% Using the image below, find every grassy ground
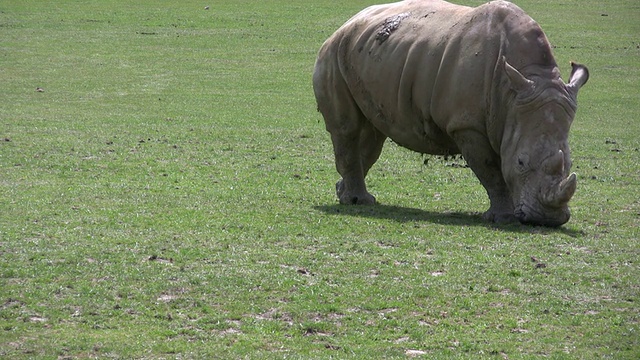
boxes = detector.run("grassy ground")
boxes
[1,0,638,358]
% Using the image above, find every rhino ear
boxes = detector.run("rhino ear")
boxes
[503,57,535,94]
[567,61,589,98]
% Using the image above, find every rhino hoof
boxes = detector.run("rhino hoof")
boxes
[335,179,376,205]
[483,210,517,224]
[339,193,376,205]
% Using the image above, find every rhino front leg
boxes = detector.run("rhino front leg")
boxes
[331,124,386,205]
[482,188,516,224]
[455,133,515,223]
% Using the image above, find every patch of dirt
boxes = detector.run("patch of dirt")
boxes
[255,308,293,325]
[406,349,428,357]
[156,288,188,303]
[1,299,25,310]
[394,336,410,344]
[280,264,314,276]
[226,319,242,327]
[28,316,47,323]
[148,254,173,264]
[376,13,411,44]
[219,328,242,335]
[303,327,332,337]
[156,294,178,303]
[324,343,341,350]
[530,256,547,268]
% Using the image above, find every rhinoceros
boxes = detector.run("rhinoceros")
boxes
[313,0,589,226]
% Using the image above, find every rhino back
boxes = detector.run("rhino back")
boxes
[316,0,555,155]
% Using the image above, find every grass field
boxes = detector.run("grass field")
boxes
[1,0,638,358]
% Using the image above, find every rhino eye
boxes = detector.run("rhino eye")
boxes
[517,154,529,171]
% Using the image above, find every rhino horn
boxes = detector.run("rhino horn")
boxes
[557,173,577,203]
[544,150,565,175]
[545,173,577,207]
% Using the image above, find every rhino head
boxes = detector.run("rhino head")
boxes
[501,59,589,227]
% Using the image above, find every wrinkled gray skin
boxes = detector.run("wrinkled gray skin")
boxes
[313,0,589,226]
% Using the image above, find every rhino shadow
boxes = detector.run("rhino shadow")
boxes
[314,204,583,236]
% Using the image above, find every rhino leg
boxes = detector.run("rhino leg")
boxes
[315,58,387,205]
[454,132,515,223]
[331,123,386,205]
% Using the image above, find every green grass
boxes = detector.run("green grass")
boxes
[1,0,638,358]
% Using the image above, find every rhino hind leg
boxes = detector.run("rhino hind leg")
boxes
[331,124,386,205]
[314,57,386,206]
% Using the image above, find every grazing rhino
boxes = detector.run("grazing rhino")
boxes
[313,0,589,226]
